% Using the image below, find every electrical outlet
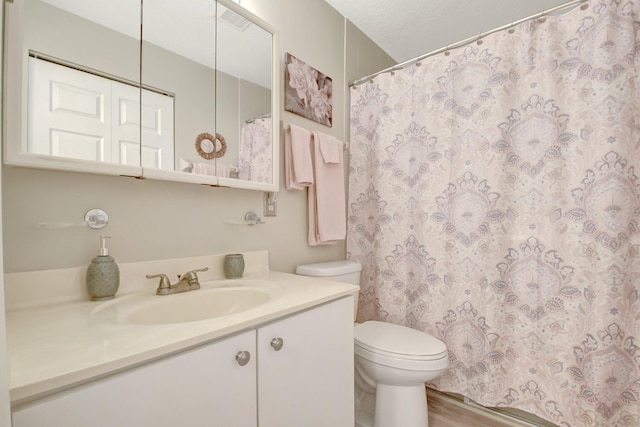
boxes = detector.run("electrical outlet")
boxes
[264,192,278,217]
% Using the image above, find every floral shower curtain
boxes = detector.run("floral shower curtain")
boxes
[238,117,272,183]
[347,1,640,426]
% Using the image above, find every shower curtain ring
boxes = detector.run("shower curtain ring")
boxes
[538,8,547,23]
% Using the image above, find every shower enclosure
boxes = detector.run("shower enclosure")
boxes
[347,0,640,426]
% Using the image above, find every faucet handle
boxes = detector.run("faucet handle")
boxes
[192,267,209,276]
[177,267,209,288]
[179,267,208,280]
[145,273,171,290]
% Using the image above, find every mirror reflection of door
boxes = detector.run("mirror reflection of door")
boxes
[22,0,141,166]
[28,56,172,167]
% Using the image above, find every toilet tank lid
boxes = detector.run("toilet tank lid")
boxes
[296,260,362,276]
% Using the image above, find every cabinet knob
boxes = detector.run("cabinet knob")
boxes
[235,350,251,366]
[270,337,284,351]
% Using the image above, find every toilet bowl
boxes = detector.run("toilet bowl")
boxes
[354,320,448,427]
[296,261,449,427]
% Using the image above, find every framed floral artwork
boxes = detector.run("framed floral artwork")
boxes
[284,53,332,127]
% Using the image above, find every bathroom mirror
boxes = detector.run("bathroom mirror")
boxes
[214,1,277,190]
[4,0,279,191]
[3,0,143,177]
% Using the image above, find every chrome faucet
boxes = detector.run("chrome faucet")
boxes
[146,267,209,296]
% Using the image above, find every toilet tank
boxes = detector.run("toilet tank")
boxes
[295,260,362,285]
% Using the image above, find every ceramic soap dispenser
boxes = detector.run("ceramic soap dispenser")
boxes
[86,235,120,301]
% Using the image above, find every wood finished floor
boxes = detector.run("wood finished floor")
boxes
[427,389,558,427]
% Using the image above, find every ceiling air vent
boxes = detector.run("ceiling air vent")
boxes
[218,5,251,31]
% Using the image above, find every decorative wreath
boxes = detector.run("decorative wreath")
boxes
[195,132,227,160]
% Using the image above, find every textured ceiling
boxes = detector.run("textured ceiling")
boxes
[324,0,577,63]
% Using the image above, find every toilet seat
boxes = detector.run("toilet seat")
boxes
[354,321,447,370]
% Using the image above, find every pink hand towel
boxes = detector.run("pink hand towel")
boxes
[309,131,346,245]
[215,163,230,178]
[192,162,229,177]
[285,124,314,190]
[192,162,217,176]
[319,135,340,164]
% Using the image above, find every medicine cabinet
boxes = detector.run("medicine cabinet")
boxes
[4,0,279,191]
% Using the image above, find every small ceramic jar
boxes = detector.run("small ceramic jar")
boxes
[224,254,245,279]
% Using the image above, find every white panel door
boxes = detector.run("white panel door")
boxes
[140,90,175,170]
[29,57,174,169]
[111,83,141,167]
[12,330,257,427]
[28,57,112,161]
[258,297,355,427]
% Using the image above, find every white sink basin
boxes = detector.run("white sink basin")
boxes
[127,287,271,324]
[92,280,284,325]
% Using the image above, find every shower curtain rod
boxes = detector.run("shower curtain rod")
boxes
[349,0,588,87]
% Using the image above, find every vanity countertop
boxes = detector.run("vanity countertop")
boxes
[4,252,359,404]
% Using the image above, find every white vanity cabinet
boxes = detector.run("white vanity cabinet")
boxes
[12,329,257,427]
[258,295,354,427]
[11,296,354,427]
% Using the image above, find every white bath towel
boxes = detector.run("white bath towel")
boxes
[285,124,314,190]
[309,131,346,245]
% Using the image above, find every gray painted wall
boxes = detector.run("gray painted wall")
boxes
[0,2,11,424]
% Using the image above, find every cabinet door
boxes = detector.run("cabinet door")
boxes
[12,329,257,427]
[258,296,355,427]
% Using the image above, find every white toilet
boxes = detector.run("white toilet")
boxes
[296,261,449,427]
